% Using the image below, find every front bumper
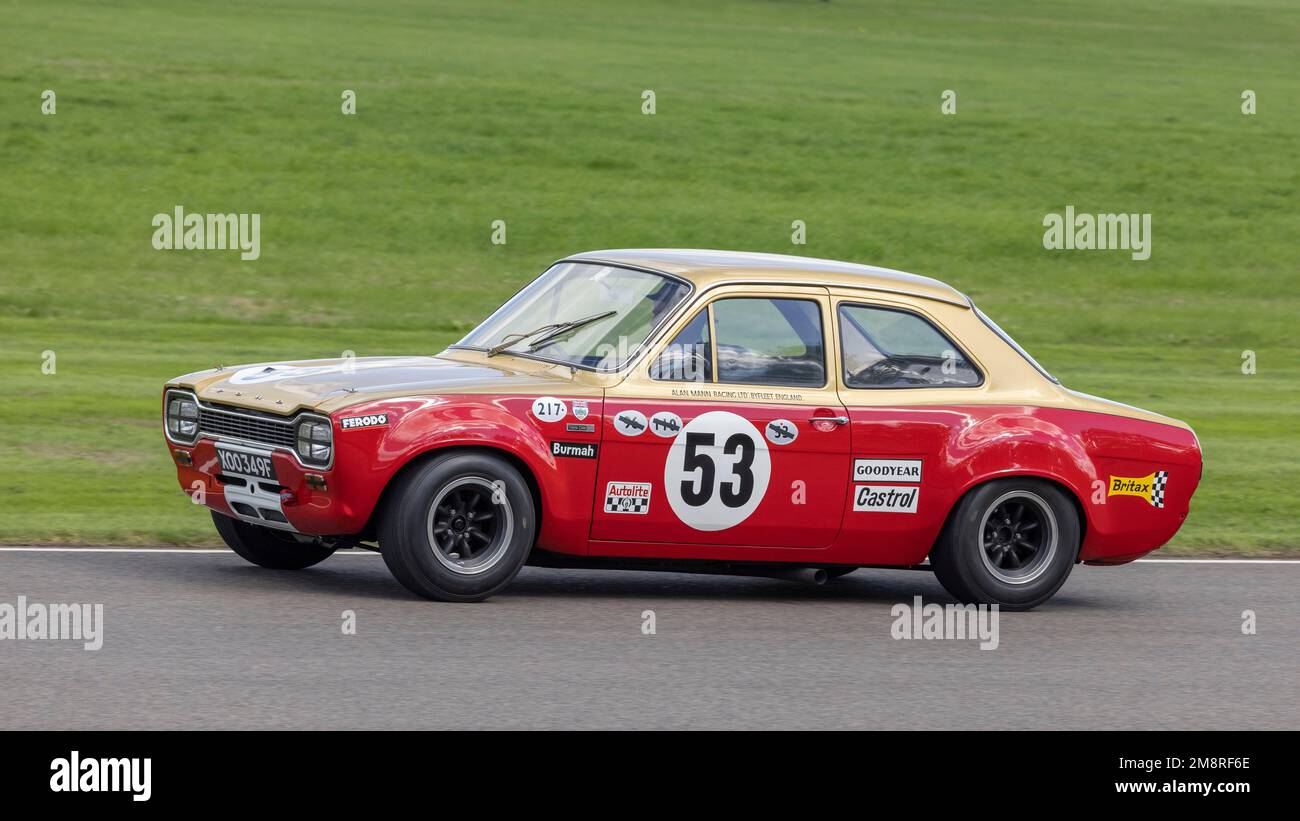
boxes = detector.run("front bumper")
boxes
[172,438,352,535]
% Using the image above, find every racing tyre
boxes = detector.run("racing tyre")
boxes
[212,511,336,569]
[930,478,1079,611]
[379,451,536,602]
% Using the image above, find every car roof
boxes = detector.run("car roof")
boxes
[563,248,970,307]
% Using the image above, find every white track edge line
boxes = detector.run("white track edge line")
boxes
[0,548,1295,563]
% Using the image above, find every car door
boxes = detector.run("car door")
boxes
[591,285,851,548]
[830,292,987,563]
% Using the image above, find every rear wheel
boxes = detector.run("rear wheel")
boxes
[211,511,336,569]
[379,451,536,602]
[930,478,1079,611]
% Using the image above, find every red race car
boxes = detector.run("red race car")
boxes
[163,250,1201,609]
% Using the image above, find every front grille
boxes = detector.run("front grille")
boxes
[199,405,297,449]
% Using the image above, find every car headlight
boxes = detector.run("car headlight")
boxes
[296,418,333,466]
[165,392,199,443]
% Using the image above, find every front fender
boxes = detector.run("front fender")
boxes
[330,395,601,553]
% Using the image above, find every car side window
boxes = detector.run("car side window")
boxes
[839,304,981,388]
[712,298,825,387]
[650,308,712,382]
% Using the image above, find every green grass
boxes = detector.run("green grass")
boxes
[1,0,1296,551]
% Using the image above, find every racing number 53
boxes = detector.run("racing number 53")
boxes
[665,411,771,532]
[681,431,755,508]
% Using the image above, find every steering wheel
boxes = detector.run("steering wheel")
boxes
[849,357,933,387]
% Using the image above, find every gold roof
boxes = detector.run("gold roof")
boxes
[564,249,971,307]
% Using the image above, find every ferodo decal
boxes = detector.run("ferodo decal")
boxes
[1108,471,1167,508]
[551,441,597,459]
[531,397,568,423]
[650,411,683,437]
[340,413,389,429]
[765,419,798,445]
[853,458,922,483]
[665,411,770,531]
[604,482,651,514]
[853,485,919,514]
[614,410,648,436]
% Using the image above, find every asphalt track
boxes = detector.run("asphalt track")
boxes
[1,548,1296,730]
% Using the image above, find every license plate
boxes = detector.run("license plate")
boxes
[216,447,276,480]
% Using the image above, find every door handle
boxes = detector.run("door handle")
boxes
[810,415,849,426]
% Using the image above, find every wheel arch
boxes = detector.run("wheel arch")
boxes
[934,472,1089,562]
[361,443,544,544]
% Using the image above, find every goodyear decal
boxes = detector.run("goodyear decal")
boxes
[1107,471,1168,508]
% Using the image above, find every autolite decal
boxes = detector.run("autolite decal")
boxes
[853,485,919,514]
[340,413,389,429]
[1108,471,1168,508]
[604,481,651,514]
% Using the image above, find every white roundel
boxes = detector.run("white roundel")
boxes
[613,410,648,436]
[649,411,683,438]
[665,411,770,531]
[531,396,568,423]
[229,363,338,384]
[765,418,798,445]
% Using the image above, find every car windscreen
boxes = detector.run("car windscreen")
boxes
[454,262,691,370]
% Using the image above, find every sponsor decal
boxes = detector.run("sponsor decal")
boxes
[572,400,589,421]
[531,396,568,423]
[551,440,597,459]
[340,413,389,429]
[614,409,648,436]
[664,411,770,531]
[649,411,683,437]
[604,481,651,514]
[765,418,798,445]
[853,485,919,514]
[853,458,922,483]
[566,422,596,433]
[1108,471,1168,508]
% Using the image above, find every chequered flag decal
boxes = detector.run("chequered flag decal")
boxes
[1151,470,1168,508]
[605,494,650,514]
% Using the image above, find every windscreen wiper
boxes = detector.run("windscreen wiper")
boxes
[527,310,617,352]
[485,311,616,357]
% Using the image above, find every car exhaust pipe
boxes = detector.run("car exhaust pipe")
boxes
[764,567,829,586]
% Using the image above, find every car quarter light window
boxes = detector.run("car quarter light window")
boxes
[651,307,712,382]
[711,297,826,387]
[838,303,982,388]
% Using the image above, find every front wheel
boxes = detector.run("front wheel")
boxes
[212,511,336,569]
[929,478,1079,611]
[379,452,536,602]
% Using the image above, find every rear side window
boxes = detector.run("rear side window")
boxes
[839,304,981,388]
[712,298,826,387]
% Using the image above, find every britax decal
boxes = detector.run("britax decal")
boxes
[340,413,389,429]
[1108,471,1168,508]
